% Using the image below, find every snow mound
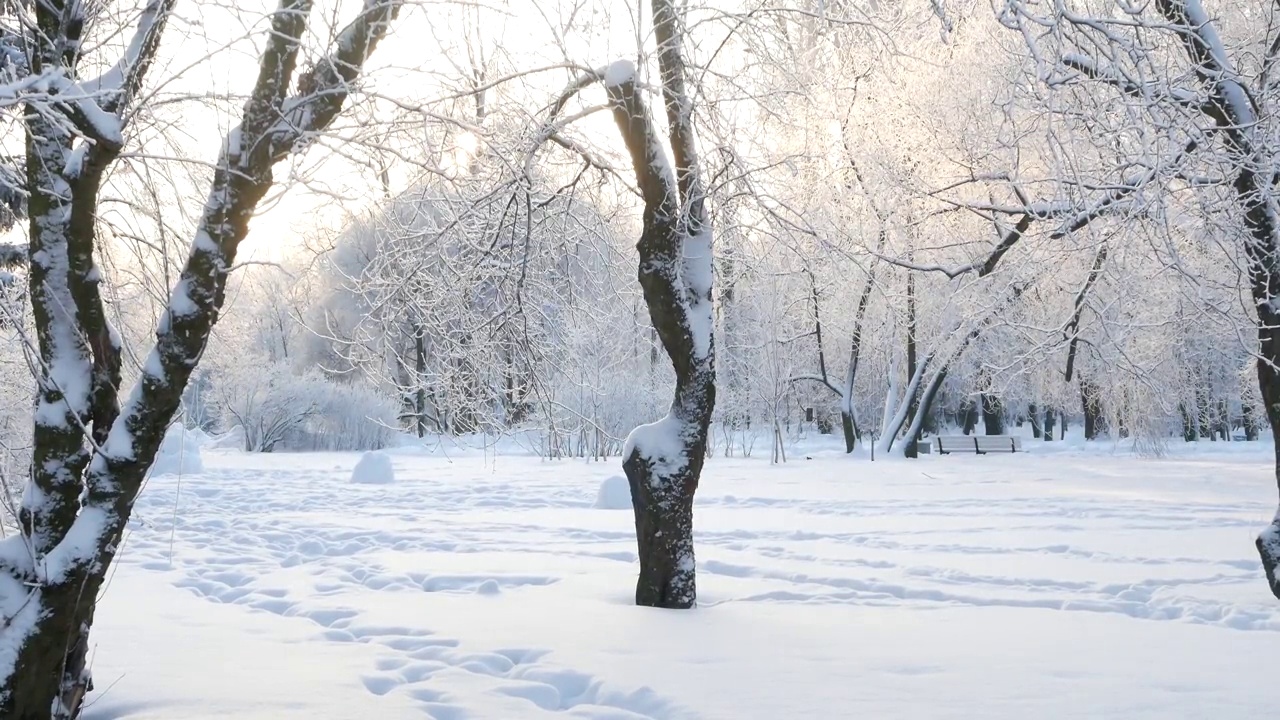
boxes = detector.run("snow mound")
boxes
[595,475,632,510]
[150,424,204,477]
[351,451,395,485]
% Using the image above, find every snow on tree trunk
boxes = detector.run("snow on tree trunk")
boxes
[606,0,714,610]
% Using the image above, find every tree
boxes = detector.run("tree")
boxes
[606,0,715,609]
[0,1,401,715]
[998,0,1280,598]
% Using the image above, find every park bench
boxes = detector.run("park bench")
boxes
[934,435,1022,455]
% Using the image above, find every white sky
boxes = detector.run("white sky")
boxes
[125,0,658,264]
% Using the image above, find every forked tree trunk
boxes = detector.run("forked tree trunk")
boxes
[607,0,714,609]
[0,2,400,715]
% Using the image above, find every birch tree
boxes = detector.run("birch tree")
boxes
[0,1,401,715]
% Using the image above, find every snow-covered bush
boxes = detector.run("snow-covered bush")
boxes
[351,451,395,485]
[212,358,398,453]
[214,362,319,452]
[283,379,399,452]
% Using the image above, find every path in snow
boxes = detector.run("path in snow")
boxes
[86,443,1280,719]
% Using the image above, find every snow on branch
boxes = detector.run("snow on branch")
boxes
[1059,52,1200,109]
[652,0,707,234]
[267,0,404,160]
[74,0,176,109]
[884,137,1198,281]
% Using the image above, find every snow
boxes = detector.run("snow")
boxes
[594,475,632,510]
[207,425,246,450]
[682,230,714,360]
[168,277,198,318]
[37,505,110,584]
[1182,0,1255,126]
[149,424,204,477]
[351,451,395,485]
[623,414,687,477]
[80,440,1280,718]
[0,574,41,704]
[70,94,124,146]
[604,59,636,87]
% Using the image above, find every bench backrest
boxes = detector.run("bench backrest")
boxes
[935,435,1022,453]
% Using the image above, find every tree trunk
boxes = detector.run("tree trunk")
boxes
[1180,402,1198,441]
[1081,380,1102,440]
[1255,316,1280,599]
[840,409,857,453]
[982,394,1004,435]
[608,0,714,609]
[1244,403,1260,441]
[1029,403,1042,439]
[1042,407,1055,441]
[0,1,401,714]
[414,330,428,438]
[961,399,978,435]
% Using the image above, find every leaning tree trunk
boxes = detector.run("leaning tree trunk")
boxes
[607,0,714,609]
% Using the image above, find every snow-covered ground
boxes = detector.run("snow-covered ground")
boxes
[83,438,1280,719]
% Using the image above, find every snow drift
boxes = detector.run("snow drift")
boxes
[351,451,395,485]
[595,475,632,509]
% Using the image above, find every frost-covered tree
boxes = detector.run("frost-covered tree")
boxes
[0,1,401,715]
[995,0,1280,599]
